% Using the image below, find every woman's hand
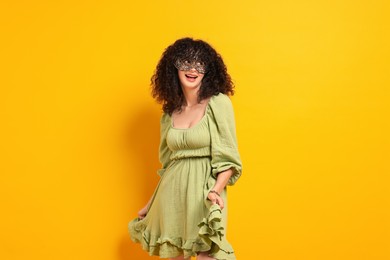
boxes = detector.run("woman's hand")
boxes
[137,204,149,220]
[207,190,224,210]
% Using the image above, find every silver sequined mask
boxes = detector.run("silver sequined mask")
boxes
[174,59,207,74]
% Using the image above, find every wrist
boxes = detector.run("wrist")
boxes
[212,186,224,195]
[209,190,221,197]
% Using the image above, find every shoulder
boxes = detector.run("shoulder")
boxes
[209,92,233,109]
[208,93,234,114]
[161,112,170,122]
[207,93,236,125]
[160,112,171,128]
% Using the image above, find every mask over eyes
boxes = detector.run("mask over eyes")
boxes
[174,48,207,74]
[174,59,207,74]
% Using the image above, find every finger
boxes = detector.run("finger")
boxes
[218,197,224,209]
[208,193,216,201]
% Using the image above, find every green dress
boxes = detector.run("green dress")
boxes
[128,93,242,259]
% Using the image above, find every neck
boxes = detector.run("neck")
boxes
[182,87,200,107]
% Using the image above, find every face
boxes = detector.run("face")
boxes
[175,59,206,90]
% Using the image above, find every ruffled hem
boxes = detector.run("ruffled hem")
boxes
[128,204,236,260]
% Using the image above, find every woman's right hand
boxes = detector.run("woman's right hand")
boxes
[137,204,149,220]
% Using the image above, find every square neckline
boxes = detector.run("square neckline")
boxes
[170,97,213,130]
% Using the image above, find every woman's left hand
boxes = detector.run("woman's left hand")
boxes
[207,191,224,210]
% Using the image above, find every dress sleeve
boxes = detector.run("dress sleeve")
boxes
[208,93,242,185]
[157,113,172,177]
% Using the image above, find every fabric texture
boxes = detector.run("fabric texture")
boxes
[128,93,242,259]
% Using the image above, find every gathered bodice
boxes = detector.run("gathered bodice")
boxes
[157,92,242,186]
[166,108,211,160]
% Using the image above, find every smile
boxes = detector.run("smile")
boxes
[185,74,198,79]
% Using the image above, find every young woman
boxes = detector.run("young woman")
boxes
[128,37,242,260]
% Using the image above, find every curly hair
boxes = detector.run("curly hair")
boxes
[151,37,235,115]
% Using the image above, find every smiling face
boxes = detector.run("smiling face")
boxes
[176,59,206,90]
[177,68,205,90]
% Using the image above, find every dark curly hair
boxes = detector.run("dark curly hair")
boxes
[151,37,235,115]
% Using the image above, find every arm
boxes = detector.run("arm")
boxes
[138,113,171,219]
[157,113,172,177]
[209,94,242,186]
[207,94,243,209]
[207,168,233,209]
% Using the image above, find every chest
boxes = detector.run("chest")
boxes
[166,117,211,151]
[171,105,208,129]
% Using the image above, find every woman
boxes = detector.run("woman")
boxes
[128,37,242,260]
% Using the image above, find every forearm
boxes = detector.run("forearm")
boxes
[212,168,233,194]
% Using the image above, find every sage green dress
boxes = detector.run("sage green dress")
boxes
[128,93,242,259]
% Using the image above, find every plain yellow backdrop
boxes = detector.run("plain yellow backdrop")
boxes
[1,1,389,259]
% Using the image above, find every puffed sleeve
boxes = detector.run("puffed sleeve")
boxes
[208,93,242,185]
[157,113,172,177]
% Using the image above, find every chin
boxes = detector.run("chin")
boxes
[183,83,201,89]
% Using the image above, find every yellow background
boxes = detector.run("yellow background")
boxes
[1,0,389,259]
